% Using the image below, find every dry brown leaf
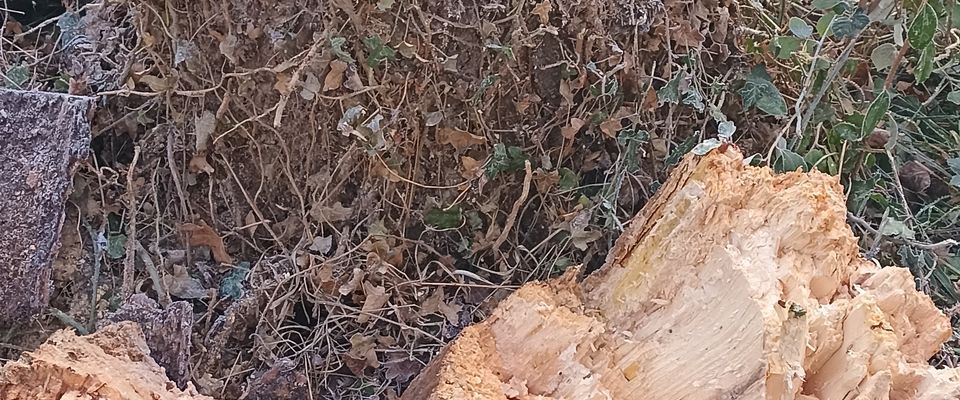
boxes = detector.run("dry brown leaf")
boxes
[179,221,233,264]
[243,211,258,236]
[559,80,574,107]
[219,33,238,64]
[163,265,208,299]
[310,235,333,254]
[599,117,623,138]
[531,0,553,24]
[194,110,216,153]
[358,282,390,324]
[532,168,560,193]
[188,154,215,174]
[460,156,483,180]
[299,72,321,100]
[420,288,444,317]
[310,201,353,222]
[438,298,462,324]
[347,333,380,370]
[339,267,365,296]
[138,75,172,92]
[345,66,364,91]
[273,72,292,95]
[323,60,348,92]
[567,210,601,250]
[438,127,486,151]
[561,118,585,140]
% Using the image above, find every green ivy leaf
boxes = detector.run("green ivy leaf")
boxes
[3,65,30,89]
[107,233,127,259]
[740,65,787,116]
[789,17,814,38]
[831,10,870,38]
[832,122,861,141]
[947,90,960,104]
[769,36,803,59]
[219,262,250,300]
[862,91,891,137]
[812,0,842,10]
[908,3,937,49]
[914,43,935,83]
[424,206,464,229]
[363,36,397,68]
[773,148,807,173]
[657,73,682,105]
[485,143,528,178]
[330,36,355,64]
[558,168,579,190]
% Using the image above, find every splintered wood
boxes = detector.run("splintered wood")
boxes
[402,149,960,400]
[0,322,211,400]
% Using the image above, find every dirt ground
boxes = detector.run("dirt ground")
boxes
[0,0,832,397]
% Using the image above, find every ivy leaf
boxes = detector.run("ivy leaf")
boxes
[831,10,870,38]
[692,138,723,155]
[914,43,935,83]
[485,143,528,178]
[870,43,898,71]
[363,36,397,68]
[812,0,842,9]
[862,91,891,138]
[558,168,579,190]
[740,65,787,116]
[832,122,861,141]
[3,64,30,89]
[424,206,463,229]
[657,73,682,105]
[789,17,814,38]
[107,233,127,259]
[769,36,803,59]
[330,36,355,64]
[908,3,937,49]
[773,148,807,172]
[947,91,960,104]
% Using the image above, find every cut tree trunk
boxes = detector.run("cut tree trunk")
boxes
[0,89,92,324]
[0,321,211,399]
[401,148,960,400]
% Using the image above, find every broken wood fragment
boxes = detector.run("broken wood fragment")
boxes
[401,148,960,400]
[0,89,92,324]
[0,322,211,399]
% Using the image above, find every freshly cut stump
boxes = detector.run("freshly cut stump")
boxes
[0,322,211,399]
[0,89,92,323]
[402,149,960,400]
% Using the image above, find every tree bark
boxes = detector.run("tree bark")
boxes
[402,148,960,400]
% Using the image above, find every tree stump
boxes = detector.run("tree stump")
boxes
[402,148,960,399]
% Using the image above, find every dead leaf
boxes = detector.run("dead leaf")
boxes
[274,72,292,95]
[138,75,173,92]
[397,41,417,58]
[219,33,238,64]
[194,110,216,152]
[443,55,459,73]
[163,265,209,299]
[559,79,574,106]
[339,267,365,296]
[460,156,482,179]
[568,210,601,250]
[420,288,443,317]
[344,66,364,91]
[299,72,321,100]
[439,298,462,324]
[323,60,348,92]
[423,111,444,127]
[531,0,553,24]
[561,118,585,140]
[180,221,233,264]
[532,168,560,193]
[358,281,390,324]
[189,154,215,174]
[310,201,353,222]
[347,333,380,370]
[310,235,333,254]
[438,127,486,151]
[599,117,623,138]
[244,211,258,236]
[385,354,422,383]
